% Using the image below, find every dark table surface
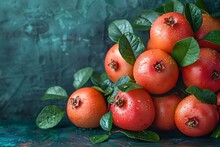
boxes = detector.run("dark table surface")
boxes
[1,120,220,147]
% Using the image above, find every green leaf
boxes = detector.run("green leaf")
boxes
[36,105,65,129]
[155,6,165,13]
[185,3,202,33]
[100,111,113,131]
[90,72,102,86]
[186,86,217,104]
[119,33,145,65]
[108,19,133,43]
[107,86,119,104]
[91,72,112,88]
[120,130,160,142]
[202,30,220,45]
[91,72,108,86]
[107,76,133,104]
[171,37,200,67]
[118,82,143,92]
[91,72,114,96]
[164,0,184,14]
[73,67,93,89]
[195,0,209,13]
[211,125,220,138]
[115,76,133,86]
[92,86,105,93]
[41,86,68,100]
[100,72,109,82]
[90,134,109,144]
[132,11,160,30]
[103,86,114,96]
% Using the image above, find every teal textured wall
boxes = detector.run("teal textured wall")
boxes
[0,0,219,120]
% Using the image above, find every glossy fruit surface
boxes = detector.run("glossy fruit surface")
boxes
[104,44,133,83]
[110,88,155,131]
[133,49,179,94]
[152,94,181,131]
[146,39,157,50]
[66,87,108,128]
[175,95,219,137]
[149,12,194,54]
[196,14,220,51]
[217,92,220,120]
[182,48,220,92]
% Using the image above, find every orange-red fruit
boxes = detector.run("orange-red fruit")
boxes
[217,92,220,120]
[175,95,219,137]
[133,49,179,94]
[104,43,133,83]
[66,87,108,128]
[152,94,181,131]
[196,14,220,51]
[146,39,157,50]
[149,12,194,54]
[182,48,220,92]
[110,88,155,131]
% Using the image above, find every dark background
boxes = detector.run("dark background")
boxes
[0,0,219,121]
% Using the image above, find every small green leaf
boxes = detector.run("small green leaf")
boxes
[103,87,114,96]
[41,86,68,100]
[118,82,143,92]
[73,67,93,89]
[91,72,114,94]
[115,76,132,86]
[90,134,109,144]
[164,0,184,14]
[155,6,165,13]
[90,72,102,86]
[132,10,160,30]
[195,0,209,13]
[108,19,133,43]
[171,37,200,67]
[119,33,145,65]
[101,79,114,90]
[36,105,65,129]
[107,86,119,104]
[120,130,160,142]
[91,72,113,89]
[100,72,109,82]
[186,86,217,104]
[211,125,220,138]
[100,111,113,131]
[92,86,105,93]
[202,30,220,45]
[107,76,134,104]
[185,3,202,33]
[91,72,108,86]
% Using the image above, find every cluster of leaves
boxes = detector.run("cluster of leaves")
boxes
[35,67,160,143]
[35,0,220,144]
[133,0,220,43]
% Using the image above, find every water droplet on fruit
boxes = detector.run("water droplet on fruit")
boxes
[145,105,151,110]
